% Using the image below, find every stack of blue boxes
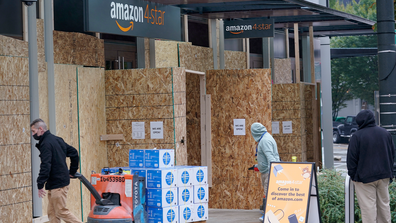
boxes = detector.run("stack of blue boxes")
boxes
[125,149,209,223]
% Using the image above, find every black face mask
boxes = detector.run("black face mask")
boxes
[33,133,42,141]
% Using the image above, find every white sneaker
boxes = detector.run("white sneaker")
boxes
[259,216,263,222]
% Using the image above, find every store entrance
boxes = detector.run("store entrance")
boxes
[105,42,137,70]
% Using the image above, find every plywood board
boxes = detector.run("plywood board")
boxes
[38,71,49,124]
[54,64,82,218]
[0,35,28,57]
[272,83,316,164]
[0,54,32,223]
[53,31,105,67]
[206,69,272,209]
[178,43,214,72]
[105,68,186,167]
[186,73,201,166]
[155,40,180,68]
[274,58,292,84]
[77,67,107,220]
[37,19,46,73]
[172,68,187,165]
[225,50,247,69]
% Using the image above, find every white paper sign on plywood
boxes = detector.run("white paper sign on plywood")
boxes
[132,122,145,139]
[234,119,246,135]
[272,121,280,134]
[150,121,164,139]
[282,121,292,134]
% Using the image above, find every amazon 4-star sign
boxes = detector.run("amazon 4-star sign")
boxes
[84,0,181,40]
[224,19,274,39]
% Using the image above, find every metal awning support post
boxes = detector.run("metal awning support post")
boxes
[345,175,355,223]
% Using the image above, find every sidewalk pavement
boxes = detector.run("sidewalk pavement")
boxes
[206,209,262,223]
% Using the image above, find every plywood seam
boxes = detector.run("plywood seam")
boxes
[0,143,29,147]
[0,185,32,192]
[105,94,174,97]
[0,200,32,208]
[0,55,28,59]
[106,118,174,121]
[106,105,175,108]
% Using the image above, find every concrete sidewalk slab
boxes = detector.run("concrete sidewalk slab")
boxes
[206,209,262,223]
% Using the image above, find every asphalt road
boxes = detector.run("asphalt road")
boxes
[333,142,348,175]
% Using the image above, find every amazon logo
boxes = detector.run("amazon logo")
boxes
[110,1,144,32]
[225,25,252,35]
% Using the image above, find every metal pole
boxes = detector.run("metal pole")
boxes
[27,2,43,217]
[377,0,396,174]
[219,19,225,69]
[209,19,218,69]
[344,175,355,223]
[44,0,56,134]
[320,37,334,169]
[137,37,145,68]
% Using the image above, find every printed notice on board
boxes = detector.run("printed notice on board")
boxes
[234,119,246,135]
[265,162,317,223]
[283,121,292,134]
[150,121,164,139]
[132,122,145,139]
[272,121,280,134]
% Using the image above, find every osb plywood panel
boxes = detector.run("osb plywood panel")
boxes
[172,68,187,165]
[0,145,31,177]
[0,35,28,57]
[38,71,49,124]
[272,83,301,102]
[37,19,46,73]
[106,68,186,167]
[0,56,29,85]
[53,31,105,67]
[77,67,107,220]
[186,73,201,166]
[54,64,82,219]
[0,198,33,223]
[145,38,150,68]
[303,84,315,162]
[206,69,272,210]
[155,40,179,68]
[105,69,173,95]
[0,55,32,223]
[274,58,292,84]
[225,50,247,69]
[272,83,316,163]
[178,43,214,72]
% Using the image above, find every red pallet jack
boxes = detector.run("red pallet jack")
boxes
[72,171,146,223]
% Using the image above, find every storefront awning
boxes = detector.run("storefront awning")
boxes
[151,0,375,37]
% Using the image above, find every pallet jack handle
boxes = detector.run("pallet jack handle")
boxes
[72,172,114,206]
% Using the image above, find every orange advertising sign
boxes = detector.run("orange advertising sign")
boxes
[264,162,321,223]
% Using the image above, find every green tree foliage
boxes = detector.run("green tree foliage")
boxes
[329,0,379,118]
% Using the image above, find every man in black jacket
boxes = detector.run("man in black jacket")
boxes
[347,110,395,223]
[31,118,82,223]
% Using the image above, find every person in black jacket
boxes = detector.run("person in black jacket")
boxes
[30,118,82,223]
[347,110,395,223]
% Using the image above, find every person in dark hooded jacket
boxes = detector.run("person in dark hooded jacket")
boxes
[347,110,395,223]
[30,118,82,223]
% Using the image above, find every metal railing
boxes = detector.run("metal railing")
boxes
[345,175,355,223]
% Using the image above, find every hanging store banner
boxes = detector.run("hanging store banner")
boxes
[264,162,321,223]
[224,19,274,39]
[84,0,181,40]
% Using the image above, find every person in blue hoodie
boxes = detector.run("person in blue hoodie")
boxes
[347,110,395,223]
[251,123,280,201]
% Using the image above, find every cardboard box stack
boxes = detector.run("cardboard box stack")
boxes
[101,149,209,223]
[131,149,208,223]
